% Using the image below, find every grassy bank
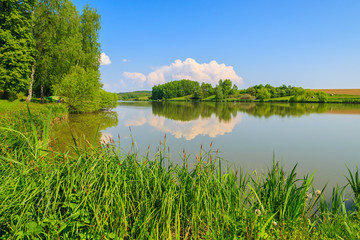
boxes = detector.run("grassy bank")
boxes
[1,111,360,239]
[0,100,68,156]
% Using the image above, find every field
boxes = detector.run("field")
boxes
[117,91,152,100]
[313,89,360,95]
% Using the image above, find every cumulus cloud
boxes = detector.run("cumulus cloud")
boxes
[123,72,147,87]
[123,58,243,87]
[122,59,128,62]
[100,52,111,66]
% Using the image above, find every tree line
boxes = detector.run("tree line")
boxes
[0,0,117,112]
[151,79,238,100]
[152,79,329,102]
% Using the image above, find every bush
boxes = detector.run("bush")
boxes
[240,94,256,100]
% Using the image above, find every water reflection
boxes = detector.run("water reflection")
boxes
[52,111,118,151]
[119,101,360,122]
[147,114,242,140]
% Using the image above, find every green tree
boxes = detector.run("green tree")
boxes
[0,0,35,99]
[80,5,101,71]
[256,88,271,100]
[33,0,83,102]
[194,87,203,100]
[56,66,101,112]
[215,85,224,101]
[316,91,328,103]
[247,87,256,96]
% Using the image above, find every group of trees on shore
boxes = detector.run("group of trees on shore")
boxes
[151,79,238,100]
[241,84,327,102]
[151,79,329,102]
[0,0,117,112]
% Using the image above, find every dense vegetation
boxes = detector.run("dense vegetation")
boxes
[0,0,117,112]
[1,109,360,238]
[150,80,355,103]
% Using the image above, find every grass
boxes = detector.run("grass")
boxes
[1,109,360,239]
[168,95,194,101]
[118,91,152,100]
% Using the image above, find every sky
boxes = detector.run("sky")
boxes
[72,0,360,92]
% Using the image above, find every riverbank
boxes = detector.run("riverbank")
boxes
[1,109,360,238]
[126,92,360,104]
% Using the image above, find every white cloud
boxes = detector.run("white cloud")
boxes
[100,52,111,66]
[123,58,243,87]
[122,59,128,62]
[123,72,147,87]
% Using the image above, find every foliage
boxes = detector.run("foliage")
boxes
[256,88,271,100]
[0,0,35,98]
[55,66,100,112]
[0,0,115,112]
[215,85,224,101]
[152,79,200,100]
[99,89,118,109]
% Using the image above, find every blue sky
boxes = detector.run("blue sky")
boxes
[73,0,360,92]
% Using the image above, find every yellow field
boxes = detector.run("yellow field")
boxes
[312,89,360,95]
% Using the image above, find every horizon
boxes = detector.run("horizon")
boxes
[73,0,360,92]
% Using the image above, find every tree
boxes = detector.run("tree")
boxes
[201,82,213,97]
[0,0,35,99]
[316,91,328,103]
[247,87,256,96]
[220,79,232,97]
[256,88,271,100]
[33,0,83,103]
[56,66,101,112]
[215,85,224,101]
[194,87,203,100]
[80,5,101,71]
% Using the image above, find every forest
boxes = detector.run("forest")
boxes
[0,0,117,112]
[151,79,330,102]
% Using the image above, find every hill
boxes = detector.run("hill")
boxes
[117,91,152,100]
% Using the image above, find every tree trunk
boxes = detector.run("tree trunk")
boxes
[26,62,35,102]
[41,80,44,104]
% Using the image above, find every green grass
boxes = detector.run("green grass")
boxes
[118,91,152,100]
[202,95,216,101]
[168,95,194,101]
[0,99,23,111]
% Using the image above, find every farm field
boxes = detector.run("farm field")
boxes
[312,89,360,95]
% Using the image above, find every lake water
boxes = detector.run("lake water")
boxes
[53,101,360,199]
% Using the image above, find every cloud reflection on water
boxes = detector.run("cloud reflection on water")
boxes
[124,110,242,140]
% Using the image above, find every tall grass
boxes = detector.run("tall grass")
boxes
[1,109,360,239]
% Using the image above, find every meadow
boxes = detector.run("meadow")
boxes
[1,102,360,239]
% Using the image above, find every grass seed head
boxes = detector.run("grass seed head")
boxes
[305,192,312,200]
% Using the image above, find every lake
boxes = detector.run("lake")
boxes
[53,101,360,199]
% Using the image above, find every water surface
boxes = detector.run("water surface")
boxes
[53,102,360,199]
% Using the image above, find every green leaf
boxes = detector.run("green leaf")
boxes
[26,221,43,234]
